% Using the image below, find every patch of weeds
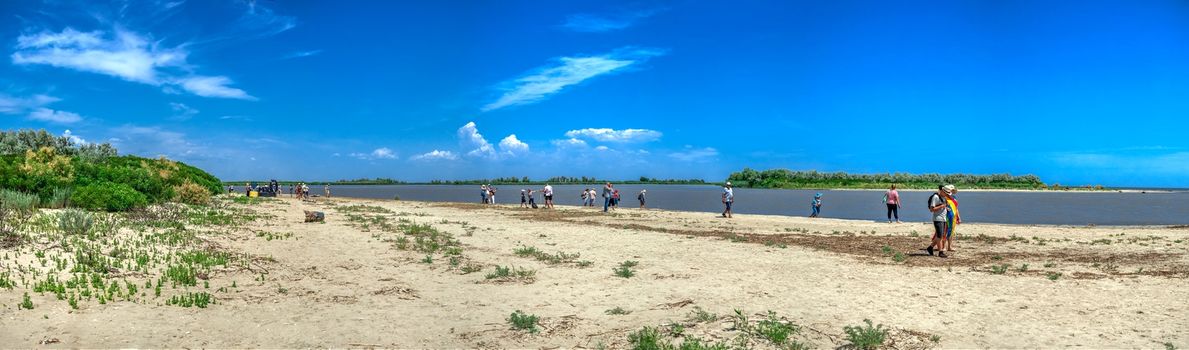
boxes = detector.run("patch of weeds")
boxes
[165,292,213,308]
[576,260,593,268]
[1017,263,1029,272]
[605,307,631,315]
[930,335,941,343]
[421,255,433,264]
[507,310,539,333]
[460,263,482,274]
[628,326,729,350]
[1043,262,1056,268]
[1046,272,1062,281]
[485,265,535,281]
[990,264,1010,275]
[843,319,888,350]
[892,252,906,263]
[880,245,893,255]
[613,260,637,278]
[20,292,34,309]
[755,311,800,345]
[690,306,718,323]
[991,255,1003,261]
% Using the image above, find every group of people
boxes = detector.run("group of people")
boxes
[924,184,961,258]
[480,184,497,204]
[515,184,555,209]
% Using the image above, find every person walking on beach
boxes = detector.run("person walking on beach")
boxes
[527,188,537,208]
[602,182,613,212]
[637,189,647,209]
[810,193,823,218]
[884,184,901,223]
[244,182,251,197]
[324,184,331,198]
[480,185,488,204]
[543,184,554,209]
[924,185,950,257]
[942,185,962,253]
[488,185,496,204]
[520,189,528,208]
[721,182,734,218]
[588,188,597,207]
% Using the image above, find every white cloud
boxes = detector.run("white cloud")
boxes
[481,47,666,111]
[411,150,458,161]
[27,108,83,124]
[669,147,719,162]
[175,76,255,100]
[595,145,610,151]
[561,10,660,33]
[282,50,322,60]
[12,28,253,100]
[169,102,199,120]
[0,93,60,114]
[551,138,588,148]
[350,147,398,160]
[499,134,530,155]
[63,130,86,145]
[564,128,662,143]
[458,121,496,158]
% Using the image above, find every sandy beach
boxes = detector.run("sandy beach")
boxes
[2,196,1187,348]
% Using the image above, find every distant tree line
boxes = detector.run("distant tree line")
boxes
[726,168,1051,190]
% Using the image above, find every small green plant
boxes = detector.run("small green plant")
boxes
[605,307,631,315]
[843,319,888,350]
[576,260,593,267]
[991,264,1010,274]
[19,292,34,310]
[1043,262,1056,268]
[991,255,1003,261]
[755,311,800,345]
[669,323,685,337]
[690,306,718,323]
[892,252,906,263]
[613,261,636,278]
[507,310,539,333]
[1164,342,1176,350]
[1046,272,1062,281]
[461,263,482,274]
[487,265,512,279]
[930,334,941,343]
[1017,263,1029,272]
[880,245,893,255]
[421,255,433,264]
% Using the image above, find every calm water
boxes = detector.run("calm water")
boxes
[321,184,1189,226]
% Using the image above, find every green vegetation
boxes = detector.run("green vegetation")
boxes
[727,168,1060,190]
[605,307,631,315]
[507,310,540,333]
[843,319,889,350]
[614,260,638,278]
[627,326,729,350]
[1,129,221,211]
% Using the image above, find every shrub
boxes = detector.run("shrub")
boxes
[45,187,71,208]
[507,310,539,333]
[58,208,94,236]
[71,182,148,211]
[0,189,39,210]
[174,180,211,205]
[844,319,888,350]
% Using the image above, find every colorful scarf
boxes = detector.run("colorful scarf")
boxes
[945,195,961,237]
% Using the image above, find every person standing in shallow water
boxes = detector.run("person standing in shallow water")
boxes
[602,182,613,212]
[637,189,647,209]
[721,182,734,218]
[884,184,901,223]
[810,193,822,218]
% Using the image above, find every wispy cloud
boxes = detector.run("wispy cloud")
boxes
[481,47,667,112]
[12,28,254,100]
[176,76,255,100]
[669,147,719,162]
[551,138,588,148]
[0,93,83,124]
[565,128,662,143]
[169,102,198,120]
[561,9,661,33]
[350,147,398,160]
[411,150,458,161]
[27,108,83,124]
[281,49,322,60]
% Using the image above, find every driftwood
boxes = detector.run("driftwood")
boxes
[303,210,325,223]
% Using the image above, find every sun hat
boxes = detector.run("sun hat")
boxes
[944,184,956,192]
[815,193,822,198]
[725,182,732,186]
[641,189,647,193]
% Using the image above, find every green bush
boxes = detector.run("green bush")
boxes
[57,208,93,236]
[0,189,39,210]
[71,182,148,211]
[844,319,889,350]
[45,187,71,208]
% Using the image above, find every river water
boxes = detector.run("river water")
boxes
[318,184,1189,226]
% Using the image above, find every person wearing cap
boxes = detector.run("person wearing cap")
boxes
[810,193,823,218]
[721,182,734,218]
[637,189,647,209]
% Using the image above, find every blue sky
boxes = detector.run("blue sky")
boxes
[2,1,1188,187]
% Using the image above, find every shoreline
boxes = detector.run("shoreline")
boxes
[227,182,1180,193]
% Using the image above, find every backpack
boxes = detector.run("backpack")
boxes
[927,193,940,209]
[531,202,538,209]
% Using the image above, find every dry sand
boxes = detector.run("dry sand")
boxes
[2,196,1187,348]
